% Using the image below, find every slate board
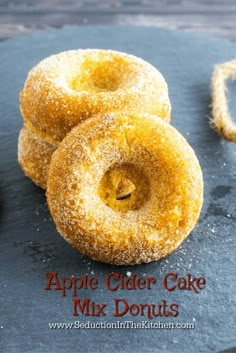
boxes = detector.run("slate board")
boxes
[0,25,236,353]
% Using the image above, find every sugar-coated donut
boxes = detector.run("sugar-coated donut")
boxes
[18,125,56,189]
[46,112,203,265]
[20,49,171,145]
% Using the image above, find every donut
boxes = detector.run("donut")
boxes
[18,125,56,189]
[46,112,203,265]
[20,49,171,145]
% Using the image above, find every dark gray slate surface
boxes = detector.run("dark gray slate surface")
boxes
[0,25,236,353]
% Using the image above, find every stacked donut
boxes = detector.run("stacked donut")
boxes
[18,49,203,265]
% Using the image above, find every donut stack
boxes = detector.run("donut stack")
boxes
[18,49,171,189]
[18,49,203,265]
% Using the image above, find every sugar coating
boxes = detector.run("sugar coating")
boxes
[46,112,203,265]
[19,49,171,145]
[18,125,56,189]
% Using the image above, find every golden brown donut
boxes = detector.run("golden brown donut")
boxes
[18,125,56,189]
[46,112,203,265]
[20,49,171,145]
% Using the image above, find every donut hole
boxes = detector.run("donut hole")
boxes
[92,76,119,92]
[98,162,150,212]
[70,72,120,92]
[68,56,135,93]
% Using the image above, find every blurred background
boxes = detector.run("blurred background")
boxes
[0,0,236,41]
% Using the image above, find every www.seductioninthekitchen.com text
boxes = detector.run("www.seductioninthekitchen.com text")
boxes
[48,320,195,330]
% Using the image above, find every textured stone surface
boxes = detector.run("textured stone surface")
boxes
[0,26,235,353]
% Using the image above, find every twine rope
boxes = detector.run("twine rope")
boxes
[211,59,236,143]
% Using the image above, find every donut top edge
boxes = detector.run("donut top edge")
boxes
[25,48,166,81]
